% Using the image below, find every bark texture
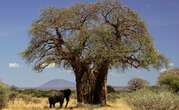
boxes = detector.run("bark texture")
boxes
[74,62,108,105]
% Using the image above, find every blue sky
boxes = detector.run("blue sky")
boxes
[0,0,178,87]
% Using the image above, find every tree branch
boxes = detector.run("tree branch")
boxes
[55,27,64,46]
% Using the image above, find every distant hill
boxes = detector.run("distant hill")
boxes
[37,79,75,90]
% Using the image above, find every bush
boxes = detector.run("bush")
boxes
[128,77,149,91]
[8,92,17,103]
[10,85,19,92]
[158,68,179,92]
[125,89,179,110]
[17,89,60,97]
[107,85,115,93]
[0,82,10,110]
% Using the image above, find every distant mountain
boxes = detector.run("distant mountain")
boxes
[37,79,75,90]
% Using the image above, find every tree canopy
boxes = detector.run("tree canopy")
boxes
[159,68,179,92]
[128,77,149,91]
[22,0,168,72]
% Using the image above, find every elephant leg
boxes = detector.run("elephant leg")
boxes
[60,100,64,108]
[65,97,69,108]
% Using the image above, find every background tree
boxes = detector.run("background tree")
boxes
[158,68,179,92]
[22,0,168,105]
[128,77,149,91]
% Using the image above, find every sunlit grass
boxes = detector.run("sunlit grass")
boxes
[3,96,131,110]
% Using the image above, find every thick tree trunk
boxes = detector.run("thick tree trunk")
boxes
[93,72,107,105]
[75,62,108,106]
[76,80,83,104]
[76,74,107,105]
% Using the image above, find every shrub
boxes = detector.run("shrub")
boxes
[125,89,179,110]
[0,82,10,110]
[107,85,116,93]
[18,89,60,97]
[8,92,17,103]
[10,85,19,92]
[158,68,179,92]
[128,77,149,91]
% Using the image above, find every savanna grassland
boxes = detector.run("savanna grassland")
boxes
[1,68,179,110]
[1,87,179,110]
[4,93,131,110]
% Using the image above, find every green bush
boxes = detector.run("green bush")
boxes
[19,89,60,97]
[15,89,75,98]
[158,68,179,92]
[128,77,149,91]
[0,82,10,110]
[125,89,179,110]
[107,85,116,93]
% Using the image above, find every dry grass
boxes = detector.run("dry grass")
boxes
[3,97,131,110]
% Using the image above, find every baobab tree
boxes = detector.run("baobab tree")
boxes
[22,0,168,105]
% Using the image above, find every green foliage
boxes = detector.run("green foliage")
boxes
[107,85,116,93]
[128,77,149,91]
[22,0,167,72]
[15,89,75,98]
[158,68,179,92]
[125,89,179,110]
[17,89,56,98]
[0,82,10,110]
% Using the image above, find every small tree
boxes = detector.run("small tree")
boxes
[128,77,149,91]
[22,0,168,105]
[158,68,179,92]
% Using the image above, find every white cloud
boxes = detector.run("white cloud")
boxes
[9,63,20,68]
[159,68,167,73]
[169,62,174,67]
